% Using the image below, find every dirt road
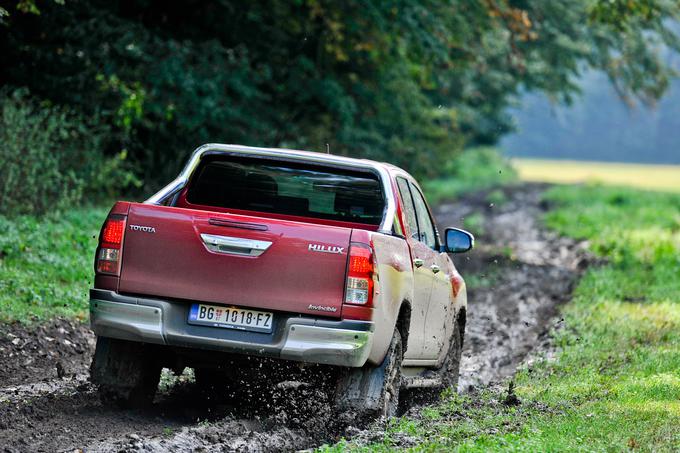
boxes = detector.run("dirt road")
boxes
[0,184,589,452]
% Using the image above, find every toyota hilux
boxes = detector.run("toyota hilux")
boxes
[89,144,473,418]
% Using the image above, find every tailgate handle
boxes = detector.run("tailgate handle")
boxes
[200,233,272,257]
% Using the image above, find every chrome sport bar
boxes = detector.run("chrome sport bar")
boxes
[145,143,397,235]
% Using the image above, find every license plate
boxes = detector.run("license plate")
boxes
[188,304,273,333]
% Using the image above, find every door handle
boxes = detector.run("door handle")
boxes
[430,264,440,274]
[413,258,424,268]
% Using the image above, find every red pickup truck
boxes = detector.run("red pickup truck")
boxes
[89,144,473,418]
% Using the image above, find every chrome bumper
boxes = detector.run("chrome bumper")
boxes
[89,292,373,368]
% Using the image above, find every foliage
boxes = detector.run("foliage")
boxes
[0,205,108,321]
[0,0,678,190]
[422,147,517,204]
[0,89,138,216]
[321,184,680,451]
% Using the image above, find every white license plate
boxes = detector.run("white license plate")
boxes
[188,304,273,333]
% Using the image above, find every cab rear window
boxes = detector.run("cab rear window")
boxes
[185,156,385,225]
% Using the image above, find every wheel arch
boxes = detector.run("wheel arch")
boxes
[395,300,412,354]
[456,306,466,348]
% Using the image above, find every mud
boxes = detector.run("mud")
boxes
[435,183,591,391]
[0,319,94,387]
[0,183,588,452]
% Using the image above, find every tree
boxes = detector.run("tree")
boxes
[0,0,678,187]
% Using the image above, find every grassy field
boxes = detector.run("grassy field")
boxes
[422,148,517,204]
[0,207,109,321]
[323,184,680,452]
[513,158,680,193]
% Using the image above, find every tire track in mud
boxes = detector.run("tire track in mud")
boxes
[435,184,591,391]
[0,183,590,452]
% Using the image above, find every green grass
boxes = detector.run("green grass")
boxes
[0,206,108,322]
[462,212,486,237]
[423,147,518,204]
[514,158,680,193]
[323,184,680,452]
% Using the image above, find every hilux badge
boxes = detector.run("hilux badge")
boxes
[308,243,344,254]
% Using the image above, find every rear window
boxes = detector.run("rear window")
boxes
[185,156,385,225]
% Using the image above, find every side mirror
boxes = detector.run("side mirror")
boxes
[444,228,474,253]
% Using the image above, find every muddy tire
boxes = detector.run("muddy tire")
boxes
[333,329,403,421]
[400,312,464,410]
[438,311,464,390]
[90,337,162,408]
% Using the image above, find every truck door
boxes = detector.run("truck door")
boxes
[409,182,454,361]
[396,177,434,360]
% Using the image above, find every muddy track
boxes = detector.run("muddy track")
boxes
[0,183,589,452]
[435,183,591,391]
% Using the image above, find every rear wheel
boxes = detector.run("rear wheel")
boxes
[333,328,403,421]
[400,311,465,409]
[90,337,162,408]
[438,311,464,390]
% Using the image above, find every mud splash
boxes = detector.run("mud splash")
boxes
[0,183,589,452]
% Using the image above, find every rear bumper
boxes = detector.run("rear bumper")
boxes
[89,289,373,367]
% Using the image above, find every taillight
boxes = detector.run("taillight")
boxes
[97,216,126,275]
[344,244,374,306]
[451,274,463,298]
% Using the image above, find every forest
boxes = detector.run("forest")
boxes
[1,0,680,215]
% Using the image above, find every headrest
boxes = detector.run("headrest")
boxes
[246,173,278,196]
[334,188,380,218]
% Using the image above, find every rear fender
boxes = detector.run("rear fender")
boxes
[444,255,467,314]
[363,232,413,365]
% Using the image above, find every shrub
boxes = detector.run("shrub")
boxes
[0,89,138,216]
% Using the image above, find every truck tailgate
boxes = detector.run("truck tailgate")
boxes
[119,204,350,318]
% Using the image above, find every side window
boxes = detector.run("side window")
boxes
[396,178,419,240]
[410,182,437,249]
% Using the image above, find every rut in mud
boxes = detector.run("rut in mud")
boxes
[435,184,591,391]
[0,184,590,452]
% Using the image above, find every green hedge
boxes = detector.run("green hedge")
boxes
[0,89,138,216]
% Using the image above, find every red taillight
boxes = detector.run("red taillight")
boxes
[344,244,374,307]
[349,251,373,275]
[97,216,126,275]
[101,218,125,248]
